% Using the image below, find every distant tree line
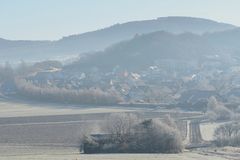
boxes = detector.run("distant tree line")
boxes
[83,113,183,153]
[14,78,123,105]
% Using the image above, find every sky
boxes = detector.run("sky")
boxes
[1,0,240,40]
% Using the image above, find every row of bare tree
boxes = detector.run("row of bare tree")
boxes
[15,78,123,105]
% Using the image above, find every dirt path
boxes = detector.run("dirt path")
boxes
[189,121,203,144]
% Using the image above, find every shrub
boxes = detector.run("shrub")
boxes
[130,119,183,153]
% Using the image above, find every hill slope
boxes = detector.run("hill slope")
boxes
[55,16,235,53]
[204,28,240,53]
[66,31,217,71]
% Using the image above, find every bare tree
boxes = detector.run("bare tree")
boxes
[102,113,140,143]
[162,114,177,129]
[0,62,14,82]
[214,122,240,146]
[207,96,233,121]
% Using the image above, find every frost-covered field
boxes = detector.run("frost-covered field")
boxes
[200,122,226,141]
[0,145,231,160]
[1,98,235,159]
[0,98,134,117]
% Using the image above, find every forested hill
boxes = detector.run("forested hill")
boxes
[0,17,236,63]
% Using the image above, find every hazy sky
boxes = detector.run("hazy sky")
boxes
[1,0,240,40]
